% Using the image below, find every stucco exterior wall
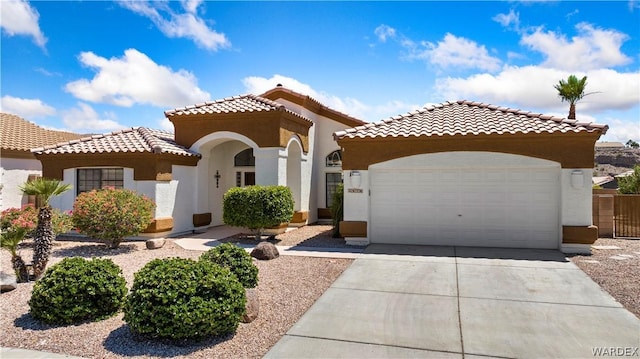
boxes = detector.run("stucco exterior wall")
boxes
[0,157,42,210]
[560,168,593,226]
[170,165,196,234]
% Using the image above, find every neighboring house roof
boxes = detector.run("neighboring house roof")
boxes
[0,112,83,155]
[31,127,200,157]
[261,85,367,127]
[592,176,615,186]
[164,94,313,125]
[595,142,625,148]
[334,100,608,139]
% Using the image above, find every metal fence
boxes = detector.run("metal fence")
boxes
[614,194,640,238]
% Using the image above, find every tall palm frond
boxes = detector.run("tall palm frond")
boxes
[20,178,71,207]
[553,75,596,119]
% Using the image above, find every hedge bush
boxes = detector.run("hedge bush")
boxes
[123,258,246,341]
[29,257,127,325]
[200,243,258,288]
[72,188,155,248]
[223,185,294,238]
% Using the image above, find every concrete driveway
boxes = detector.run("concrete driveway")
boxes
[266,244,640,358]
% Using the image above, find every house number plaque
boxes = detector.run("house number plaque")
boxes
[347,188,363,193]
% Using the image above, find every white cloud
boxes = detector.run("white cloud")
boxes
[521,22,632,71]
[435,66,640,113]
[374,26,501,72]
[60,103,127,133]
[0,0,47,48]
[65,48,210,108]
[242,74,419,122]
[600,117,640,143]
[0,95,56,118]
[374,24,397,42]
[159,118,175,132]
[493,9,520,31]
[118,0,230,51]
[412,33,502,72]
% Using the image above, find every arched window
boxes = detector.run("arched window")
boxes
[325,150,342,167]
[234,148,255,167]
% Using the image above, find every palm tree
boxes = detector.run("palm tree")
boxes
[553,75,592,119]
[20,178,71,279]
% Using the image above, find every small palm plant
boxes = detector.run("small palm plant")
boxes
[20,178,71,279]
[1,227,30,282]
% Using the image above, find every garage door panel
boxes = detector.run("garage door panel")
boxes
[371,164,559,249]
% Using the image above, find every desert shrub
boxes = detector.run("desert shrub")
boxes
[331,183,344,238]
[124,258,246,341]
[200,243,258,288]
[29,257,127,325]
[72,188,155,248]
[223,185,294,238]
[618,165,640,194]
[0,205,72,238]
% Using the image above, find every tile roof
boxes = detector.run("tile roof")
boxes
[334,100,609,140]
[164,94,313,124]
[261,85,367,126]
[1,112,83,152]
[31,127,201,157]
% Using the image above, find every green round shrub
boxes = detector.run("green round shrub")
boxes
[124,257,246,341]
[223,185,294,232]
[200,243,259,288]
[29,257,127,325]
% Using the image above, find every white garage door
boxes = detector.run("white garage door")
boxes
[370,155,560,249]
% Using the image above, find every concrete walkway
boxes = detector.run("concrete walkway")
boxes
[0,347,84,358]
[173,225,364,259]
[266,244,640,358]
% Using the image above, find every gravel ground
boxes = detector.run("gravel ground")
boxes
[0,226,353,358]
[569,238,640,318]
[220,224,353,248]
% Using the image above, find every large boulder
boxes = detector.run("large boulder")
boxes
[251,242,279,260]
[145,238,165,250]
[242,288,259,323]
[0,272,18,292]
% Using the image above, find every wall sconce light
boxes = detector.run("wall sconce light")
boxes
[571,170,583,189]
[350,170,361,189]
[214,170,221,188]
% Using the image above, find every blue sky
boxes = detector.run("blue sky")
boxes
[1,1,639,143]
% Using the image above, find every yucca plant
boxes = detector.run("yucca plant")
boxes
[20,178,71,279]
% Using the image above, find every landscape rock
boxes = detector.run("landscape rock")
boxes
[242,288,259,323]
[251,241,279,260]
[145,238,166,250]
[1,272,18,292]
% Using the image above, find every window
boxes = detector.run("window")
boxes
[234,148,255,167]
[77,168,124,194]
[326,173,342,207]
[326,150,342,167]
[236,171,256,187]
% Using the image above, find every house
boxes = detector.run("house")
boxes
[31,88,607,253]
[32,86,365,234]
[334,100,607,254]
[0,113,83,210]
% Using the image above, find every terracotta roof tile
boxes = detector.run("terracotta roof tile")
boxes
[334,100,609,140]
[164,94,313,124]
[1,113,83,152]
[31,127,200,157]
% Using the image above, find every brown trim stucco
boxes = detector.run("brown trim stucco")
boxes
[1,149,36,160]
[143,217,174,233]
[317,208,332,219]
[34,152,200,181]
[291,211,308,224]
[562,225,598,244]
[261,88,366,128]
[193,212,212,227]
[337,132,601,169]
[170,111,311,152]
[339,221,367,237]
